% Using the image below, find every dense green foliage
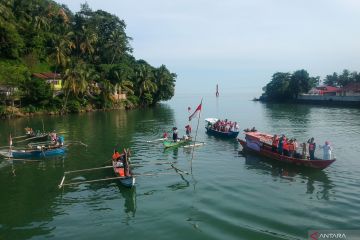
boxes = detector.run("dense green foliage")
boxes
[0,0,176,115]
[262,69,360,101]
[324,70,360,87]
[261,70,318,101]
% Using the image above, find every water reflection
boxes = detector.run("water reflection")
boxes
[262,103,311,135]
[239,151,333,200]
[117,185,136,218]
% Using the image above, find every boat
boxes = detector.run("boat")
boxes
[238,131,336,170]
[1,145,66,159]
[205,118,239,138]
[163,139,191,149]
[112,150,135,188]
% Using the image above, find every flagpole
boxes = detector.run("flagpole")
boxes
[191,98,203,174]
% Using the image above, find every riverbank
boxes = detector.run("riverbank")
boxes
[0,104,127,119]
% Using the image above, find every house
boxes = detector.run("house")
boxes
[337,83,360,96]
[112,84,126,101]
[32,72,62,92]
[308,86,341,96]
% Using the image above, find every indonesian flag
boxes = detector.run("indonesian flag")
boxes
[189,103,202,121]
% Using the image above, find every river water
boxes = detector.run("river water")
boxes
[0,92,359,240]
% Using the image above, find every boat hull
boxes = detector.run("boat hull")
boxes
[238,139,335,170]
[11,147,65,158]
[112,161,135,188]
[206,127,239,138]
[163,139,191,148]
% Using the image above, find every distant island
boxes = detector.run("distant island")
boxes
[258,69,360,105]
[0,1,176,118]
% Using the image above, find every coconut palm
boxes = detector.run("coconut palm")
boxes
[135,64,157,100]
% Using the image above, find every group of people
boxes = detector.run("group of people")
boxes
[112,149,130,176]
[209,119,239,132]
[163,125,192,142]
[271,135,332,160]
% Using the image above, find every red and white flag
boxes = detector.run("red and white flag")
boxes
[189,102,202,121]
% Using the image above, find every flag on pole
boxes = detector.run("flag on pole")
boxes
[189,102,202,121]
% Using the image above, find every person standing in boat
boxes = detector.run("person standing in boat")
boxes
[172,127,178,142]
[319,141,332,160]
[283,136,289,156]
[300,142,308,159]
[278,135,284,155]
[308,138,316,160]
[185,125,192,136]
[271,134,279,152]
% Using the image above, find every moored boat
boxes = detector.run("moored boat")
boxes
[205,118,239,138]
[0,145,66,159]
[238,131,336,170]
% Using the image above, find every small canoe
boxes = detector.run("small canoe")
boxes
[238,138,336,170]
[5,146,66,159]
[163,139,191,149]
[112,160,135,188]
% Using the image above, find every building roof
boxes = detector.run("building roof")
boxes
[32,72,61,80]
[315,85,341,92]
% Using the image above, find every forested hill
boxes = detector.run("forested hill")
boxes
[0,0,176,115]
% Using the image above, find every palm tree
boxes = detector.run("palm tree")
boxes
[52,32,75,68]
[135,64,157,100]
[114,71,134,96]
[107,30,128,64]
[61,63,88,113]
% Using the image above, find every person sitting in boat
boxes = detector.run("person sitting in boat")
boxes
[56,136,64,146]
[185,125,192,136]
[271,135,279,152]
[172,127,179,142]
[163,132,168,139]
[51,131,57,143]
[319,141,332,160]
[308,138,316,160]
[25,127,34,135]
[112,150,125,168]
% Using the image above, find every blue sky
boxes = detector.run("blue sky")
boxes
[56,0,360,95]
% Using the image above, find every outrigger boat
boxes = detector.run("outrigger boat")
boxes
[205,118,239,138]
[0,144,65,159]
[238,131,336,170]
[59,148,136,189]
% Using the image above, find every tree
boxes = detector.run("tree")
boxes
[135,64,157,105]
[153,65,176,102]
[263,72,291,100]
[324,72,339,86]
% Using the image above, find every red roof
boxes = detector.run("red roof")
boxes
[32,72,61,79]
[315,85,341,93]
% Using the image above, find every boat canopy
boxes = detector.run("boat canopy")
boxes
[205,118,218,124]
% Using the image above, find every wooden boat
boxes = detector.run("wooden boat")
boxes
[112,151,135,188]
[205,118,239,138]
[2,145,66,159]
[163,139,191,149]
[238,131,336,170]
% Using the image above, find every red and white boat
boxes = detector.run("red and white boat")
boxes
[238,131,336,170]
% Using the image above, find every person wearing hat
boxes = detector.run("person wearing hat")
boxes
[320,141,332,160]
